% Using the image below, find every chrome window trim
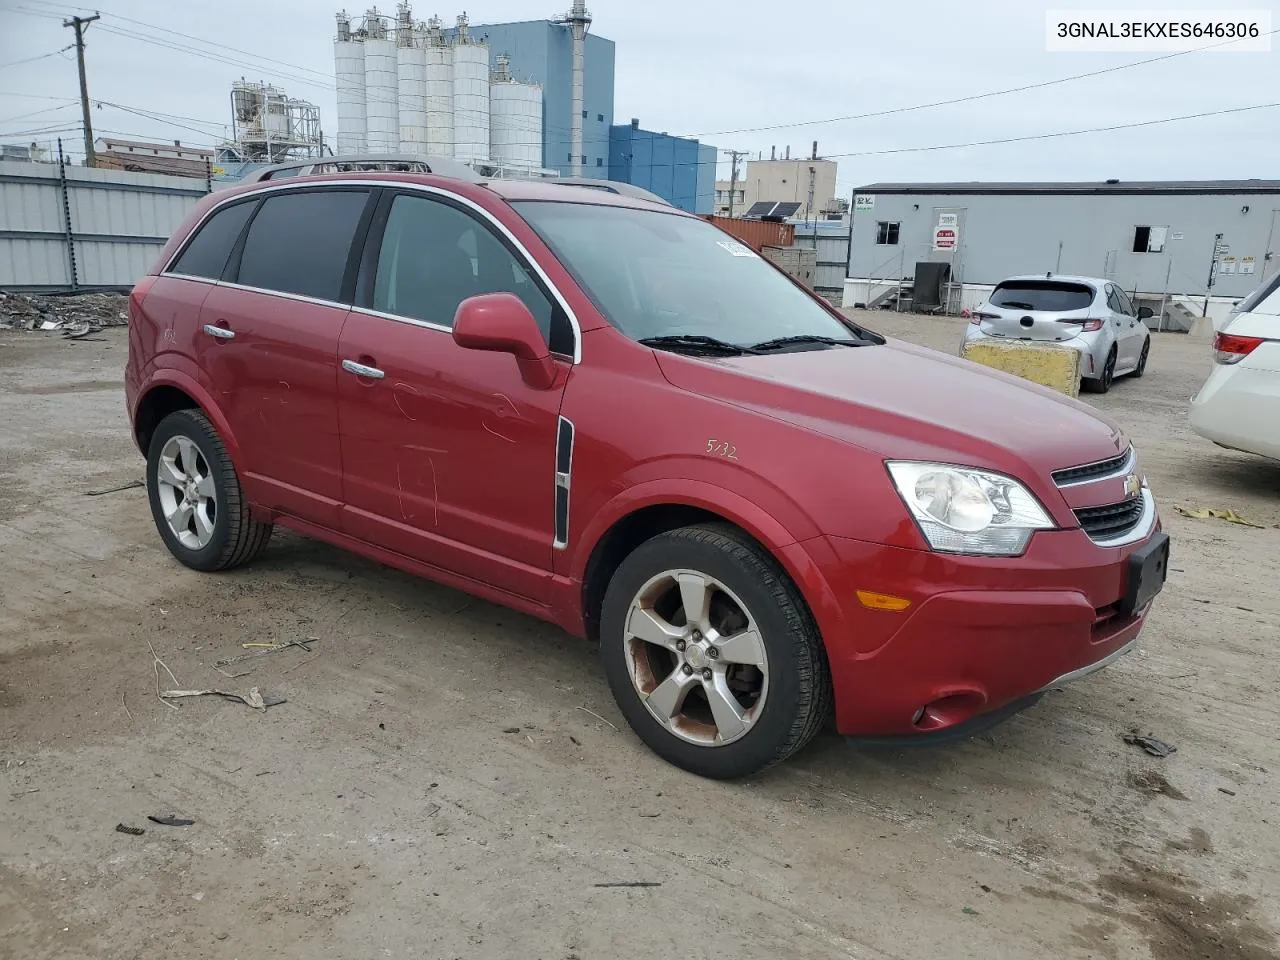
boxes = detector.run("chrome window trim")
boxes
[346,306,576,363]
[158,177,583,364]
[1082,488,1157,548]
[1053,446,1136,488]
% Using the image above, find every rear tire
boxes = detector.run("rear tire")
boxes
[599,523,832,779]
[146,409,272,572]
[1084,347,1117,394]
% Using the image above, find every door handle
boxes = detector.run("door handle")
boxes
[342,358,385,380]
[202,323,235,340]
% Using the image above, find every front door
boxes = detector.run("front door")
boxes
[336,189,573,602]
[196,187,373,529]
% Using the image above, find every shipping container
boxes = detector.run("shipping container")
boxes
[700,214,795,252]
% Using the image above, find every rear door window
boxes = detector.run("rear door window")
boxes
[168,200,256,280]
[235,189,371,302]
[990,281,1094,312]
[1114,287,1136,316]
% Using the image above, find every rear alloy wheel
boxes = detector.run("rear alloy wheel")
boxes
[1133,339,1150,378]
[147,409,272,572]
[600,524,831,779]
[1086,348,1117,394]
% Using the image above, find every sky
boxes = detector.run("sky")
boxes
[1,0,1276,196]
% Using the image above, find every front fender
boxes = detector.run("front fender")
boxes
[563,477,847,659]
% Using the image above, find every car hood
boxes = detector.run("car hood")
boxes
[654,338,1128,480]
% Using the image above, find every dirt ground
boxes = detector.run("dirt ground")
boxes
[2,312,1278,960]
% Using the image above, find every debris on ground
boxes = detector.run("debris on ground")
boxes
[593,882,662,888]
[0,291,128,332]
[159,687,286,711]
[213,638,319,669]
[1123,733,1177,758]
[1127,769,1189,801]
[85,479,144,497]
[147,815,195,826]
[115,823,145,836]
[962,907,980,916]
[1218,787,1237,797]
[1175,506,1265,528]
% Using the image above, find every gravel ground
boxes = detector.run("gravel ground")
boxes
[1,313,1277,960]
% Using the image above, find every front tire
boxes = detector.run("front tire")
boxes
[1132,338,1150,378]
[599,524,832,779]
[146,409,272,572]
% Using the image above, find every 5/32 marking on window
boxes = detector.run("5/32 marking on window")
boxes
[706,439,739,460]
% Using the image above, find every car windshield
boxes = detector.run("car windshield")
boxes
[990,281,1094,312]
[513,201,874,348]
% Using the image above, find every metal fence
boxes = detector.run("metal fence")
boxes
[0,148,210,293]
[791,220,851,302]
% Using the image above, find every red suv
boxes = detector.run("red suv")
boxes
[126,172,1168,779]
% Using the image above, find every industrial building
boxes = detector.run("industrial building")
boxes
[845,180,1280,326]
[714,148,840,221]
[329,4,716,207]
[608,118,715,214]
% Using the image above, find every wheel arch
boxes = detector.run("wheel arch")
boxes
[133,371,242,469]
[573,481,816,644]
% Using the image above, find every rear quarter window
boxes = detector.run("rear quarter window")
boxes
[168,200,256,280]
[1233,272,1280,316]
[990,281,1094,312]
[235,189,371,301]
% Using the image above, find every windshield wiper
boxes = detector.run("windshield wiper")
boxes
[996,301,1035,310]
[749,334,862,352]
[638,335,759,356]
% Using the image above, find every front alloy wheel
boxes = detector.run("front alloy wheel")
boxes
[600,524,831,779]
[623,569,769,746]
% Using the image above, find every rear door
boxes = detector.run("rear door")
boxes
[977,279,1095,343]
[196,186,375,529]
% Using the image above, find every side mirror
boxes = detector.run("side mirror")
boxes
[1137,306,1154,320]
[452,293,558,390]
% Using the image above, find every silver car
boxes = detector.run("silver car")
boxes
[962,274,1153,393]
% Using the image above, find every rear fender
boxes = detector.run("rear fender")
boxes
[134,366,244,470]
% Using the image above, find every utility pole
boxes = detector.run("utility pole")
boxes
[724,148,746,218]
[63,13,100,167]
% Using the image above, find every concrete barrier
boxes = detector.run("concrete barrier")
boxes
[960,340,1082,398]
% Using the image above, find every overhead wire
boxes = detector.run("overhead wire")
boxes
[686,27,1280,139]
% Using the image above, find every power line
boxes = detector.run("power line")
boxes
[27,0,334,80]
[0,46,74,70]
[689,28,1280,139]
[0,101,78,125]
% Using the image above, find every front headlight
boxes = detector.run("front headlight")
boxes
[886,461,1055,556]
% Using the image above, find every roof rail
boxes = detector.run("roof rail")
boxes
[246,154,484,183]
[547,177,671,206]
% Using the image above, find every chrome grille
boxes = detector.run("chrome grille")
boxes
[1074,498,1145,540]
[1052,447,1133,486]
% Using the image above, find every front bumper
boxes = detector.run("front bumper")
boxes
[783,526,1162,738]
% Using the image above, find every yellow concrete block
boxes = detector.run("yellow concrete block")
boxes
[961,340,1082,397]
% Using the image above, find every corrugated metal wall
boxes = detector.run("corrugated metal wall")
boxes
[791,220,851,301]
[0,159,208,291]
[701,215,795,253]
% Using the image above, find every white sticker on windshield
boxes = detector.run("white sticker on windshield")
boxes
[716,239,756,258]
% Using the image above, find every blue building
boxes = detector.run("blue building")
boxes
[467,19,615,176]
[607,119,716,214]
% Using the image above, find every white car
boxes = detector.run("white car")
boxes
[963,274,1153,393]
[1190,272,1280,459]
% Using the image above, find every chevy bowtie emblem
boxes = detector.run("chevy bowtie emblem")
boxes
[1124,474,1141,498]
